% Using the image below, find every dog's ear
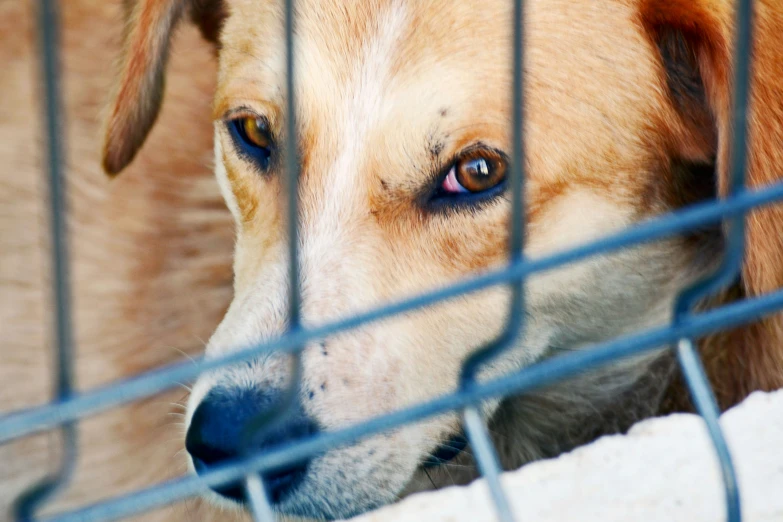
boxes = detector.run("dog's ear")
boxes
[102,0,224,176]
[641,0,783,399]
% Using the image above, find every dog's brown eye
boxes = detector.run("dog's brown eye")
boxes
[241,117,272,149]
[442,151,507,194]
[228,116,274,170]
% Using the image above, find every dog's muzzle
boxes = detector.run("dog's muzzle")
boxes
[185,386,320,504]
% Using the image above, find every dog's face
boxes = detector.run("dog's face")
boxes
[104,0,763,519]
[182,0,719,517]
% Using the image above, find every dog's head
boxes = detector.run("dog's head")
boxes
[104,0,783,519]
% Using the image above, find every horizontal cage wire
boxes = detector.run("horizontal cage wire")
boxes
[3,0,779,521]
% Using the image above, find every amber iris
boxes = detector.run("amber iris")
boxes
[241,117,272,149]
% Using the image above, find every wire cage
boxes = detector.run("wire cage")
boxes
[4,0,783,520]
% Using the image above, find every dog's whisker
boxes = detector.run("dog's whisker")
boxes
[162,434,187,446]
[169,346,197,364]
[443,464,458,487]
[190,332,208,348]
[168,422,187,432]
[172,448,190,463]
[422,467,437,489]
[173,381,192,392]
[422,459,476,470]
[168,402,188,412]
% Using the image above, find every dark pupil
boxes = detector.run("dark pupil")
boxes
[233,119,273,171]
[250,120,265,139]
[465,158,490,178]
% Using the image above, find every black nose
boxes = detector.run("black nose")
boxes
[185,387,319,504]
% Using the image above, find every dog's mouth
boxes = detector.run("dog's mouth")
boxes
[192,455,308,506]
[190,426,470,517]
[423,433,468,468]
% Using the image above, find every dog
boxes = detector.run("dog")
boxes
[3,0,783,520]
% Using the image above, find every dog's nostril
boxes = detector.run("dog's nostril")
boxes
[185,387,320,504]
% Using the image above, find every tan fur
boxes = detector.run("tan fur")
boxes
[641,0,783,409]
[2,0,783,520]
[1,2,234,520]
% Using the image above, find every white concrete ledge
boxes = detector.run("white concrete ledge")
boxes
[348,390,783,522]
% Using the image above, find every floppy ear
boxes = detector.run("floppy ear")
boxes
[641,0,783,404]
[102,0,224,176]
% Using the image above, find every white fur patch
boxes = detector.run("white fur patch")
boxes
[213,132,241,223]
[298,3,410,323]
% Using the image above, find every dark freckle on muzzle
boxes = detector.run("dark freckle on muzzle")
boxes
[186,386,320,504]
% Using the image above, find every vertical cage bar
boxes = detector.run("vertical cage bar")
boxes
[14,0,77,520]
[676,339,740,516]
[279,0,304,417]
[461,408,514,522]
[458,0,525,521]
[274,0,304,426]
[284,0,301,331]
[241,0,303,517]
[459,0,525,389]
[673,2,753,318]
[671,1,755,521]
[244,475,276,522]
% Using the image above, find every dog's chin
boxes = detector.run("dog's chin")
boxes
[198,488,250,515]
[185,456,256,516]
[192,473,394,521]
[185,440,445,520]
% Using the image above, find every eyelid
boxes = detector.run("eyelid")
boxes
[220,106,270,125]
[458,145,507,164]
[222,109,276,147]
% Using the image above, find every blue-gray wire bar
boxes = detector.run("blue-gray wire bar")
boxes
[13,0,77,520]
[4,181,783,446]
[243,0,303,519]
[457,0,526,520]
[31,284,783,522]
[6,0,779,520]
[668,1,755,520]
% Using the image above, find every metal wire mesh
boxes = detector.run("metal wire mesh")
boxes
[4,0,782,520]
